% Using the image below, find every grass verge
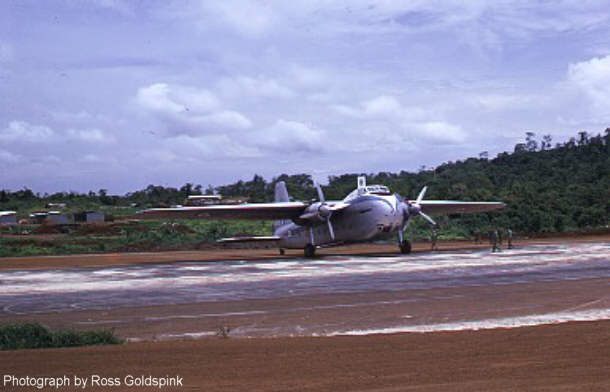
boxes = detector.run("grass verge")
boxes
[0,322,123,350]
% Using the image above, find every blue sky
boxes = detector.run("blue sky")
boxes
[2,0,610,193]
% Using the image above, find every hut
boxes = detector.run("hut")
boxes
[45,211,74,225]
[0,211,17,226]
[75,211,105,223]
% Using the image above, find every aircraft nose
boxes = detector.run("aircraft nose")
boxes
[375,202,395,232]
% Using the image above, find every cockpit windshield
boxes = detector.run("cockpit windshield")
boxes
[343,185,391,201]
[365,185,391,195]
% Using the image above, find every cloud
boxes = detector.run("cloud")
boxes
[333,95,427,121]
[0,149,21,164]
[567,54,610,116]
[135,83,252,136]
[413,121,467,144]
[0,121,54,142]
[159,0,276,37]
[66,128,116,144]
[1,120,115,146]
[0,42,13,63]
[218,76,294,99]
[252,119,325,153]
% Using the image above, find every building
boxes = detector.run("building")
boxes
[74,211,105,223]
[0,211,17,226]
[29,212,48,224]
[45,203,67,209]
[45,211,74,225]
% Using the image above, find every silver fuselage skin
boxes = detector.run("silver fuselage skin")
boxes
[274,193,403,249]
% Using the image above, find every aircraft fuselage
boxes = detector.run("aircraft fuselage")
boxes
[275,194,403,249]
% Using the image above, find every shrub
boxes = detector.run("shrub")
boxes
[0,322,123,350]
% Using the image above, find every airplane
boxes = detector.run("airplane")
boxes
[137,176,505,257]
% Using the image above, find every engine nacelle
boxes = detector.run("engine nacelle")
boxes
[298,202,331,223]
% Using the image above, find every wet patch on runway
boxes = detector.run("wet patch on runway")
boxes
[328,308,610,335]
[0,242,608,338]
[1,242,608,314]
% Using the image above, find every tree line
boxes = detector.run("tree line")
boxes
[2,129,609,234]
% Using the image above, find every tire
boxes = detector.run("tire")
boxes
[399,239,412,254]
[304,244,316,258]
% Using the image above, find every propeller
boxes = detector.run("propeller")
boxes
[297,181,338,240]
[314,182,335,240]
[401,186,437,232]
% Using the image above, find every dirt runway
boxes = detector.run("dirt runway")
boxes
[2,321,609,391]
[1,236,608,391]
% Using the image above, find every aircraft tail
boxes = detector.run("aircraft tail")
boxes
[273,181,291,233]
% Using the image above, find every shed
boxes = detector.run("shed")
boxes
[29,212,48,224]
[45,211,74,225]
[74,211,105,223]
[85,211,104,223]
[0,211,17,226]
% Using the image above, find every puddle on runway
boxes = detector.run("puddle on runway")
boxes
[0,242,608,316]
[327,308,610,335]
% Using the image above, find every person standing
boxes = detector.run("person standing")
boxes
[491,229,500,252]
[431,227,438,251]
[507,228,513,249]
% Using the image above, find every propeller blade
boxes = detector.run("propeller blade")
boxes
[416,186,428,204]
[327,219,335,240]
[420,212,437,226]
[314,181,325,203]
[402,217,411,231]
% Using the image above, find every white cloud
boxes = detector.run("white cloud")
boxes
[0,149,21,164]
[218,76,294,99]
[135,83,251,136]
[160,0,276,37]
[0,121,54,142]
[567,54,610,116]
[252,119,324,153]
[0,42,13,63]
[80,154,103,163]
[66,128,116,144]
[413,121,467,144]
[333,95,428,121]
[200,111,252,130]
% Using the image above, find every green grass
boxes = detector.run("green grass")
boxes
[0,322,123,350]
[0,220,274,257]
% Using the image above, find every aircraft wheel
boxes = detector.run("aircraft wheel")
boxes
[279,248,285,256]
[399,239,412,254]
[304,244,316,258]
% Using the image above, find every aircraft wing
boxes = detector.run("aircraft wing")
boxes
[416,200,506,216]
[136,202,308,220]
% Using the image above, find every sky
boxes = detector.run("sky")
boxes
[1,0,610,194]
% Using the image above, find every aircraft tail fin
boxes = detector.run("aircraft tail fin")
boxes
[273,181,291,233]
[274,181,289,202]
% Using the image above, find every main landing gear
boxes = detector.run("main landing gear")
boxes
[399,239,412,254]
[304,243,316,258]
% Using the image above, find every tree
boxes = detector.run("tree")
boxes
[578,131,589,146]
[541,134,552,150]
[525,132,538,152]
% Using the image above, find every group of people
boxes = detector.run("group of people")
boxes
[472,228,514,251]
[476,228,513,252]
[427,227,514,252]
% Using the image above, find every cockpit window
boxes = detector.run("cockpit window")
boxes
[343,185,391,201]
[365,185,391,195]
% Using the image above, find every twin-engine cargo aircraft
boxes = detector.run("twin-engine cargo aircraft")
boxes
[138,177,505,257]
